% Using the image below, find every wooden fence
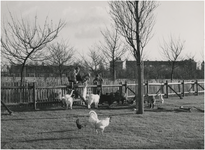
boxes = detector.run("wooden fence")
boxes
[1,80,204,110]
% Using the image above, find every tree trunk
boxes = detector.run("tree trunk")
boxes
[136,60,144,114]
[20,62,26,87]
[58,66,63,85]
[170,61,175,82]
[60,73,63,85]
[112,59,115,82]
[135,1,144,114]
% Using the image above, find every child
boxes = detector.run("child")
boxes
[93,74,103,95]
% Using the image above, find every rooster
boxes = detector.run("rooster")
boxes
[76,118,87,129]
[88,110,111,134]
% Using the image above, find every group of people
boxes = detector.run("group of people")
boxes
[67,67,103,96]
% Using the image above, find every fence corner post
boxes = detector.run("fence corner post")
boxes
[33,82,37,110]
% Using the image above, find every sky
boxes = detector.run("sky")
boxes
[1,1,204,63]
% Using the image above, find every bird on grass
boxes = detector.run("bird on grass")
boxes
[76,118,87,129]
[88,110,111,134]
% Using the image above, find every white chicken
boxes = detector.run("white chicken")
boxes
[88,110,111,134]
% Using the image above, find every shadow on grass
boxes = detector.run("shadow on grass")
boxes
[39,129,76,134]
[1,103,134,113]
[145,106,204,113]
[20,136,83,143]
[1,117,68,121]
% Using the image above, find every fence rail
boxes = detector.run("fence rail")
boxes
[1,80,204,110]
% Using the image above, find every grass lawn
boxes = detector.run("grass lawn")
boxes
[1,95,204,149]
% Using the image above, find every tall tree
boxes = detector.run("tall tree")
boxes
[99,25,127,81]
[1,12,66,85]
[47,41,75,84]
[160,35,185,81]
[109,1,158,114]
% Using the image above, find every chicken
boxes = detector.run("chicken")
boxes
[76,118,87,129]
[88,110,111,134]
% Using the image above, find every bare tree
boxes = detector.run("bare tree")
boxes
[1,12,66,85]
[99,25,127,81]
[80,44,103,75]
[109,1,158,114]
[160,35,185,81]
[46,41,75,84]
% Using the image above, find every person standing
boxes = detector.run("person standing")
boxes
[68,67,81,98]
[69,67,80,84]
[93,74,103,95]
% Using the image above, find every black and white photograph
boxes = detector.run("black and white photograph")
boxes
[1,0,204,149]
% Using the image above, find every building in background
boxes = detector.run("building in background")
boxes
[7,64,73,78]
[2,59,203,80]
[109,57,124,79]
[126,59,198,79]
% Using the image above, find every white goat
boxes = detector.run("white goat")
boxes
[61,90,74,109]
[156,92,164,104]
[87,94,100,109]
[82,82,100,109]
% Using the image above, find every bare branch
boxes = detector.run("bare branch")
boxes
[109,1,159,61]
[1,12,66,84]
[160,35,185,81]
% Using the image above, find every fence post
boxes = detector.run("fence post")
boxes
[195,80,198,96]
[181,80,184,97]
[1,100,13,115]
[19,82,22,103]
[100,81,103,95]
[160,83,164,95]
[146,80,149,95]
[192,80,195,93]
[178,81,181,96]
[119,82,123,96]
[124,81,128,100]
[165,80,169,98]
[33,82,37,110]
[93,82,97,94]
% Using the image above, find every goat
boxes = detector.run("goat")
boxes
[144,92,164,108]
[82,81,100,109]
[61,89,74,109]
[99,90,126,107]
[99,93,115,107]
[87,94,100,109]
[114,90,126,104]
[156,92,164,104]
[144,94,156,108]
